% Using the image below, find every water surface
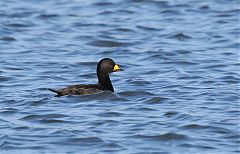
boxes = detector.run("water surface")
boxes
[0,0,239,153]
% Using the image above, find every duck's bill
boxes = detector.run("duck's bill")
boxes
[113,64,124,71]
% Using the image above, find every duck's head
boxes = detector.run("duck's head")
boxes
[97,58,122,91]
[97,58,122,74]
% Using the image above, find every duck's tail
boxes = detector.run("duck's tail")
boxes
[48,88,62,96]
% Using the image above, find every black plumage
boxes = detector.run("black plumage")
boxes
[48,58,122,96]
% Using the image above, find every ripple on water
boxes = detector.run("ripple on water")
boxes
[13,126,30,131]
[19,113,70,124]
[19,10,37,16]
[0,76,12,82]
[199,5,210,10]
[76,61,97,66]
[136,25,162,31]
[94,2,114,6]
[179,143,215,150]
[20,113,69,120]
[96,111,123,117]
[0,141,45,150]
[168,33,192,41]
[110,97,129,102]
[3,66,24,71]
[181,124,213,131]
[127,79,152,86]
[42,136,105,147]
[144,97,169,104]
[4,22,32,28]
[87,40,131,47]
[173,113,193,121]
[132,106,158,112]
[163,111,179,117]
[26,98,50,106]
[112,28,136,33]
[0,36,17,42]
[161,9,181,15]
[218,75,239,84]
[181,124,235,136]
[37,14,59,19]
[0,108,18,115]
[132,133,188,141]
[118,91,154,97]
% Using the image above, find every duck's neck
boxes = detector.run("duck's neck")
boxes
[98,75,114,92]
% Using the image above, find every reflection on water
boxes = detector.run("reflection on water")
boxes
[0,0,239,153]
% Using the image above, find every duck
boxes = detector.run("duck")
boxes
[48,58,123,96]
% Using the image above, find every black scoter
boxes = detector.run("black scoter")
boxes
[48,58,122,96]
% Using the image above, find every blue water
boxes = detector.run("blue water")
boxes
[0,0,239,153]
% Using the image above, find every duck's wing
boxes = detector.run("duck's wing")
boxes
[48,84,103,96]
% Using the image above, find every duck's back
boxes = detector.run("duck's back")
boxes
[49,84,103,96]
